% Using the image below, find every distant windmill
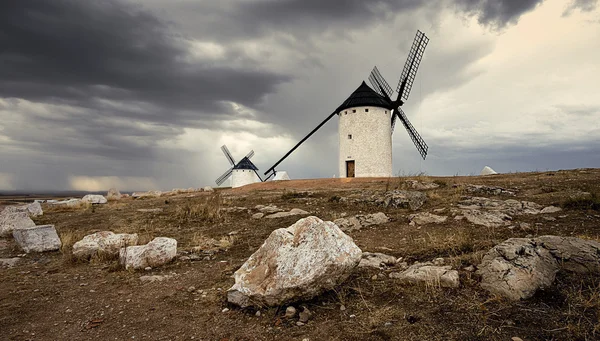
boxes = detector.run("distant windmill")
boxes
[264,30,430,180]
[215,145,262,188]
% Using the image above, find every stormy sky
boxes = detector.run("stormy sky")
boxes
[0,0,599,191]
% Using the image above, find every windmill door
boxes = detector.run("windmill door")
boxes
[346,160,355,178]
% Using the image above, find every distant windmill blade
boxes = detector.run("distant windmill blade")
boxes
[245,150,255,159]
[391,109,397,134]
[221,145,236,166]
[215,168,233,186]
[396,30,429,103]
[396,108,428,159]
[368,66,394,100]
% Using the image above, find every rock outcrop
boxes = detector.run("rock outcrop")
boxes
[333,212,390,232]
[119,237,177,270]
[227,216,362,307]
[373,191,427,210]
[265,208,309,219]
[405,180,439,190]
[73,231,138,260]
[358,252,397,269]
[408,212,448,225]
[390,262,459,288]
[12,225,62,253]
[477,236,600,300]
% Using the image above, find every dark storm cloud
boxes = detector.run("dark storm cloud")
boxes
[0,0,290,115]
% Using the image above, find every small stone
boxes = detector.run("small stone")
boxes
[222,308,229,313]
[340,305,346,311]
[285,306,297,318]
[463,265,476,272]
[371,275,378,280]
[384,322,392,327]
[187,286,196,293]
[145,267,152,271]
[511,338,524,341]
[251,213,264,219]
[349,314,356,318]
[298,307,311,323]
[296,322,305,326]
[255,311,261,317]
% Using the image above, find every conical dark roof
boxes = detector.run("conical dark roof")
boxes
[233,157,258,170]
[336,81,392,113]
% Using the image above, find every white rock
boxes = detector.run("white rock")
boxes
[48,198,83,207]
[251,213,264,219]
[107,188,122,201]
[408,212,448,225]
[480,166,498,175]
[82,194,108,204]
[119,237,177,270]
[139,275,172,283]
[1,202,43,217]
[227,216,362,307]
[333,212,390,232]
[405,180,439,190]
[0,211,36,237]
[390,263,459,288]
[137,208,163,213]
[132,191,162,199]
[203,186,214,192]
[540,206,562,214]
[0,257,21,268]
[265,208,309,219]
[72,231,138,260]
[358,252,397,269]
[273,171,291,181]
[259,205,284,214]
[462,209,512,228]
[12,224,62,253]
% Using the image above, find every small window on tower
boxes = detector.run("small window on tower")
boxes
[344,111,347,115]
[365,108,369,112]
[352,109,356,113]
[348,134,352,139]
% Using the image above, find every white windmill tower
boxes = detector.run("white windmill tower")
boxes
[215,145,262,188]
[263,30,430,179]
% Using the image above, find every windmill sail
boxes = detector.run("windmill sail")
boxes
[396,108,428,159]
[396,30,429,103]
[391,110,397,134]
[215,167,233,186]
[368,66,394,100]
[221,145,236,166]
[245,150,255,159]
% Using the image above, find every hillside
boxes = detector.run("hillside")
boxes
[1,169,600,340]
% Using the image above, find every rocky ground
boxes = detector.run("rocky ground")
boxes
[1,169,600,341]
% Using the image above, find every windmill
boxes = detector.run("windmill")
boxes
[263,30,430,179]
[215,145,263,188]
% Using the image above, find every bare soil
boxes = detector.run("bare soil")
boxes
[1,169,600,340]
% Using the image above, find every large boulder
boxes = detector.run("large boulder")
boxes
[82,194,108,204]
[333,212,390,232]
[390,262,459,288]
[119,237,177,270]
[0,212,36,237]
[13,225,62,253]
[462,209,512,228]
[1,202,43,217]
[73,231,138,260]
[107,188,122,201]
[477,236,600,300]
[227,216,362,307]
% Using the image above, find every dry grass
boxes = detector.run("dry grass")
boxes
[58,228,86,264]
[189,233,235,252]
[175,193,223,222]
